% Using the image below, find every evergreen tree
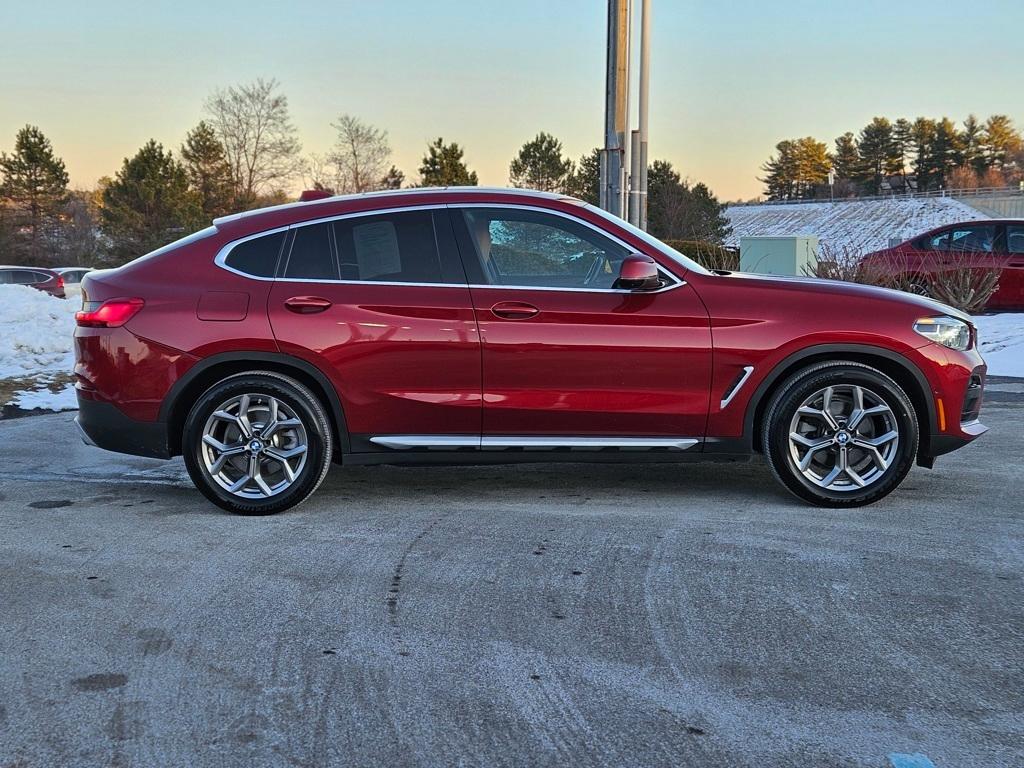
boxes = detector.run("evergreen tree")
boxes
[380,165,405,189]
[418,138,478,186]
[831,133,861,181]
[101,140,203,265]
[930,117,964,188]
[760,137,830,200]
[181,121,235,219]
[508,132,574,192]
[856,117,900,193]
[0,125,69,264]
[565,148,601,204]
[983,115,1023,171]
[647,160,731,243]
[892,118,914,183]
[960,115,987,176]
[911,118,938,191]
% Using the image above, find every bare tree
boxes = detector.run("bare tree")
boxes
[204,78,303,207]
[304,152,336,194]
[329,115,391,194]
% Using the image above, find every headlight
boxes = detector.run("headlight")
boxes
[913,316,971,350]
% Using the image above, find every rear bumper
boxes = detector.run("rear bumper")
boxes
[75,393,171,459]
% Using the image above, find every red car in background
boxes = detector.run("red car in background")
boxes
[861,220,1024,310]
[74,188,987,514]
[0,266,65,298]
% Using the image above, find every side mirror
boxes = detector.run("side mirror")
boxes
[615,254,662,291]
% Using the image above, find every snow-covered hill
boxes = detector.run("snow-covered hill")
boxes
[725,197,989,253]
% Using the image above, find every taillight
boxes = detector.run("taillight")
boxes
[75,298,145,328]
[56,275,65,289]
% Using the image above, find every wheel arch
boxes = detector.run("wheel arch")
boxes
[161,352,350,457]
[745,344,935,459]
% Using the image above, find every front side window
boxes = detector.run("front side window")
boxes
[224,231,286,278]
[459,208,630,289]
[1006,225,1024,254]
[333,210,446,283]
[927,225,995,253]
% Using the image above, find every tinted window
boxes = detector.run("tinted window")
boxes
[1006,225,1024,254]
[460,208,629,289]
[0,270,12,284]
[225,231,285,277]
[926,225,995,252]
[12,270,43,284]
[333,210,445,283]
[284,223,337,280]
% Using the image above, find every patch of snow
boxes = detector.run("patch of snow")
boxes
[975,313,1024,378]
[0,284,78,379]
[10,382,78,412]
[725,197,988,254]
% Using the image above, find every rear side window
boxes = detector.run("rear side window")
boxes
[1006,225,1024,254]
[225,231,285,277]
[284,223,337,280]
[333,210,445,283]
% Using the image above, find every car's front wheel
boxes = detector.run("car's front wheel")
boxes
[762,362,919,507]
[183,372,333,515]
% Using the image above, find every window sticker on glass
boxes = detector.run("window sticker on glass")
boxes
[353,221,401,280]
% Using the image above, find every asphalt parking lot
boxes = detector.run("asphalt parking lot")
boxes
[1,389,1022,767]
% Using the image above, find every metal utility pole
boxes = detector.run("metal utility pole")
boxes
[600,0,631,218]
[628,0,650,229]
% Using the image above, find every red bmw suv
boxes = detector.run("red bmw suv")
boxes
[74,188,987,514]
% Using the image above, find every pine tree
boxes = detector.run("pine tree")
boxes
[911,118,938,191]
[960,115,987,176]
[181,121,235,219]
[760,138,829,200]
[647,160,730,243]
[831,133,860,181]
[565,148,601,204]
[0,125,69,264]
[930,117,964,189]
[101,140,203,265]
[418,138,478,186]
[857,117,900,194]
[892,118,914,183]
[983,115,1023,172]
[508,132,574,192]
[380,165,405,189]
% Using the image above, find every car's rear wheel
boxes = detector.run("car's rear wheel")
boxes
[762,362,919,507]
[183,372,333,515]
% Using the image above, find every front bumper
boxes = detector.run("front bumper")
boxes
[75,393,171,459]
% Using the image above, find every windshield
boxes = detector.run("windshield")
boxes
[583,204,713,276]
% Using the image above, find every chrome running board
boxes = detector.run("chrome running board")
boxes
[369,435,699,451]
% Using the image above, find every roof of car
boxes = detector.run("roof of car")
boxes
[212,187,575,228]
[0,265,59,271]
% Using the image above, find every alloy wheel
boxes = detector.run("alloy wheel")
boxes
[787,384,899,492]
[200,393,308,499]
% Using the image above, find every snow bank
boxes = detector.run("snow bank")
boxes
[975,313,1024,378]
[0,284,77,379]
[725,197,987,254]
[10,382,78,411]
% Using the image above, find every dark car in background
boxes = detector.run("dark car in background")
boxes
[0,266,65,298]
[862,220,1024,310]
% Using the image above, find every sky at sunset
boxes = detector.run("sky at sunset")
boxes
[2,0,1022,201]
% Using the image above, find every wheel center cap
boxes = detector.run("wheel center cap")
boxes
[249,439,265,454]
[835,430,851,446]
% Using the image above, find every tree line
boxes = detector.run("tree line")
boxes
[0,78,730,268]
[760,114,1024,201]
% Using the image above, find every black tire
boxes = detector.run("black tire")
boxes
[182,371,333,515]
[762,361,919,507]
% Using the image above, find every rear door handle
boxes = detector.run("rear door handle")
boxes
[284,296,333,314]
[490,301,540,320]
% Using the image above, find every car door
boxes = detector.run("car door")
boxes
[990,223,1024,309]
[267,208,481,449]
[450,204,712,444]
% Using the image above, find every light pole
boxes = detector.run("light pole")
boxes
[628,0,650,229]
[600,0,631,219]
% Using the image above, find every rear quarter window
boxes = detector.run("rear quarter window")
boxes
[224,231,287,278]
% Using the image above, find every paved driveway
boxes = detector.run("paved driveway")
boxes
[1,397,1022,767]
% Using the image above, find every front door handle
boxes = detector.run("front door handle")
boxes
[284,296,333,314]
[490,301,539,320]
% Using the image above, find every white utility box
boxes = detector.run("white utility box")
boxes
[739,236,818,276]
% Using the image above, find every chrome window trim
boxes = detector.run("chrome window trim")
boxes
[720,366,755,409]
[369,435,700,451]
[212,201,687,296]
